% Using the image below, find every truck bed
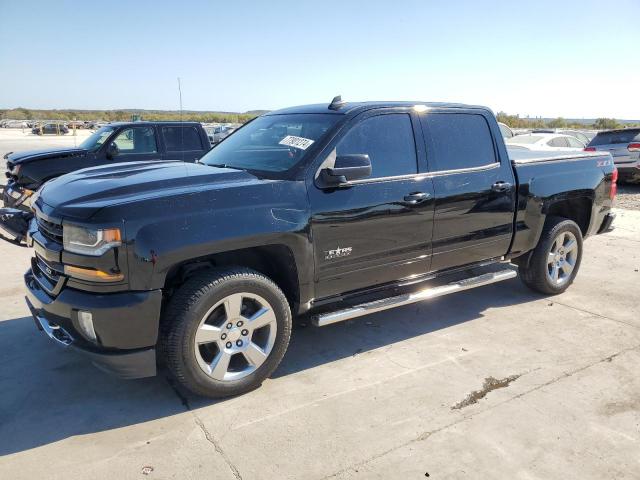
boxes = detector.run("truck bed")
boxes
[507,148,609,164]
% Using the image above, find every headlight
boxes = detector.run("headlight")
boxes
[9,164,21,175]
[63,224,122,256]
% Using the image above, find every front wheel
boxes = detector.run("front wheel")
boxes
[161,268,292,398]
[519,217,583,295]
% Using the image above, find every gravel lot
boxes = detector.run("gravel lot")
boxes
[616,183,640,210]
[0,128,639,479]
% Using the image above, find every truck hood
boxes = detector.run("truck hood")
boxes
[37,161,263,220]
[5,147,88,165]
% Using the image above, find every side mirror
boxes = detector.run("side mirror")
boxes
[106,142,120,159]
[320,154,371,186]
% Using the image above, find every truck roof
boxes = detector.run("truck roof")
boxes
[267,101,491,116]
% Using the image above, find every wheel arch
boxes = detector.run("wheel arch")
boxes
[544,195,593,236]
[163,244,301,312]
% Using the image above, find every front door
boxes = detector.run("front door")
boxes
[309,111,435,300]
[105,126,161,164]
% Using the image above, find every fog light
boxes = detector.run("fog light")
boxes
[77,310,97,342]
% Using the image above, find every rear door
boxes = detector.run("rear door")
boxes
[419,110,516,272]
[160,125,208,162]
[308,109,435,299]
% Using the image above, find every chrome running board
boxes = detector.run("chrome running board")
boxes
[312,268,517,327]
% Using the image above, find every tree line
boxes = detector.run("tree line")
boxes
[2,107,638,130]
[496,112,639,130]
[0,108,259,124]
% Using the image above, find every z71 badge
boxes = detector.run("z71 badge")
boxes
[324,246,352,260]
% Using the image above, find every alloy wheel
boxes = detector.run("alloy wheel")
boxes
[194,292,277,381]
[546,231,578,286]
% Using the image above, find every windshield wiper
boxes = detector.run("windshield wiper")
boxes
[206,163,246,171]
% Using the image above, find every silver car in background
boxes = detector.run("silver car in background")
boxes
[206,125,236,146]
[586,128,640,183]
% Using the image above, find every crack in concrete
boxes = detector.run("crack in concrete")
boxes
[165,377,243,480]
[194,416,243,480]
[451,374,521,410]
[550,299,640,331]
[320,344,640,480]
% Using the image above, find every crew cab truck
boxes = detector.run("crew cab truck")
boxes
[23,99,617,397]
[1,121,210,243]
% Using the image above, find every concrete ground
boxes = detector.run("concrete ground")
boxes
[0,131,639,479]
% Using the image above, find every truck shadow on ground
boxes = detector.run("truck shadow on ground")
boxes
[0,278,540,456]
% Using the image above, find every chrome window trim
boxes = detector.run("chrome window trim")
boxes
[427,162,500,177]
[343,162,500,186]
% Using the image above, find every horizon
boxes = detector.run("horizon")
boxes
[1,0,639,118]
[2,106,639,123]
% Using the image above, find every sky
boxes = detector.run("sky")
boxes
[1,0,639,119]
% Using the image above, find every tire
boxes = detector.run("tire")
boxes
[519,216,583,295]
[160,267,292,398]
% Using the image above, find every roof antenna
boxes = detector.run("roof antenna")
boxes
[328,95,346,110]
[177,77,184,163]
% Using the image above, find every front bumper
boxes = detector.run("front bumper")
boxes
[0,207,33,244]
[2,182,32,211]
[24,267,163,379]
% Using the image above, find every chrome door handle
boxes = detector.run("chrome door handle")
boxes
[491,181,512,193]
[403,192,430,204]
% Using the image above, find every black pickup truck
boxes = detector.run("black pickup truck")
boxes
[1,121,210,243]
[23,99,616,397]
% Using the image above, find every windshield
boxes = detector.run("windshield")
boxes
[79,126,115,150]
[589,130,640,146]
[507,135,543,144]
[200,114,340,173]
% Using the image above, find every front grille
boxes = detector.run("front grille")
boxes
[36,255,64,284]
[37,215,63,244]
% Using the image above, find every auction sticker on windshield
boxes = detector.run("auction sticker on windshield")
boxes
[279,135,315,150]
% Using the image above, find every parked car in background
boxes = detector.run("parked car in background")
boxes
[506,133,585,151]
[32,123,69,135]
[498,122,514,139]
[531,129,590,146]
[585,128,640,183]
[206,125,236,145]
[3,120,30,128]
[0,121,211,243]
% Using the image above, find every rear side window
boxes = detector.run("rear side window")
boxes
[162,126,204,152]
[548,137,569,147]
[336,114,417,178]
[421,113,496,171]
[589,130,640,146]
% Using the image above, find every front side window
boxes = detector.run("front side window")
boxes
[422,113,496,171]
[200,114,339,173]
[162,126,204,151]
[112,127,157,153]
[335,114,417,178]
[79,126,115,151]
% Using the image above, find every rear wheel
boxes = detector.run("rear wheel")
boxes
[161,268,292,398]
[519,217,583,295]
